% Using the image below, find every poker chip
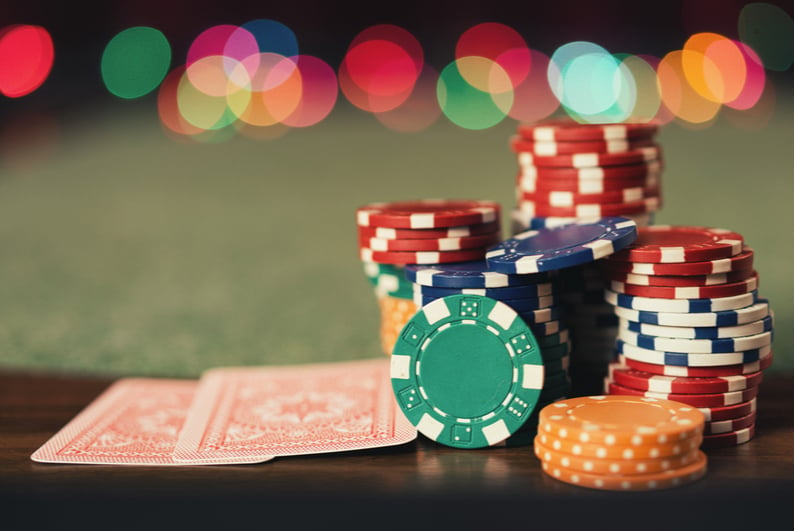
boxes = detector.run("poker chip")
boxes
[534,441,702,476]
[538,451,707,491]
[605,381,759,408]
[704,411,756,435]
[616,329,773,354]
[514,212,655,231]
[604,289,758,313]
[412,282,555,300]
[700,424,755,449]
[519,160,662,180]
[619,314,774,339]
[360,246,489,265]
[377,295,418,357]
[516,197,660,219]
[603,248,755,276]
[416,294,557,312]
[515,145,662,168]
[616,340,772,368]
[518,120,660,142]
[527,319,567,337]
[359,232,500,252]
[618,353,773,378]
[604,268,757,287]
[539,341,571,362]
[510,135,657,156]
[356,199,500,229]
[390,295,544,449]
[517,173,660,194]
[537,330,570,349]
[405,261,552,288]
[535,429,702,460]
[485,217,638,274]
[538,395,705,446]
[358,220,501,240]
[607,364,764,394]
[609,274,758,300]
[518,186,661,207]
[608,226,744,264]
[363,262,413,298]
[611,299,770,327]
[696,398,757,422]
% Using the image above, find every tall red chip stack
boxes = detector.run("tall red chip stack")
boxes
[600,225,774,449]
[509,119,664,396]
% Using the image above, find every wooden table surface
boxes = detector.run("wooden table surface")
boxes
[1,369,792,531]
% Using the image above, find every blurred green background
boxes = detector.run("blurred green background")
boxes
[0,93,791,377]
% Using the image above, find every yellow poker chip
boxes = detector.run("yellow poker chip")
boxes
[538,395,705,447]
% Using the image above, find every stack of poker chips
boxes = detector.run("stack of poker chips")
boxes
[534,395,707,491]
[356,199,502,355]
[508,119,664,397]
[600,225,772,449]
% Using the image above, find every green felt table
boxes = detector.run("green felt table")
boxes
[0,96,792,378]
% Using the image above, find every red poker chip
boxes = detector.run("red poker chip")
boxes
[518,160,663,180]
[358,231,501,252]
[358,220,501,240]
[514,145,662,168]
[516,173,660,194]
[700,424,755,449]
[609,274,759,299]
[517,120,660,142]
[606,380,759,409]
[618,352,773,378]
[510,135,657,156]
[356,199,500,229]
[359,246,489,265]
[602,247,755,276]
[608,364,764,394]
[704,411,756,435]
[603,268,757,287]
[518,186,661,207]
[697,398,757,422]
[516,197,660,218]
[608,225,744,264]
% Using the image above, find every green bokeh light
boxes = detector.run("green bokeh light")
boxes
[738,2,793,71]
[437,59,511,130]
[101,26,171,99]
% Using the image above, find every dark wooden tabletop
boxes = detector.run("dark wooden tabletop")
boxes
[1,369,792,531]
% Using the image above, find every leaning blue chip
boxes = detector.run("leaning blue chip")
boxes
[405,260,551,288]
[486,217,637,274]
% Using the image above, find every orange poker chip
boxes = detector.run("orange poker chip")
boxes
[535,431,702,460]
[540,450,707,491]
[538,395,705,447]
[534,437,702,476]
[377,295,417,356]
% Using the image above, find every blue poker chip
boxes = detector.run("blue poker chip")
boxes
[412,282,556,300]
[617,329,773,354]
[621,314,774,339]
[486,217,637,274]
[616,339,771,367]
[611,299,770,327]
[605,289,759,314]
[515,305,564,324]
[405,261,551,288]
[418,294,557,312]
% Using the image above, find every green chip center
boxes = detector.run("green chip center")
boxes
[419,322,513,419]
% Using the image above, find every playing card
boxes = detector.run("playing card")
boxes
[173,358,416,463]
[30,378,272,465]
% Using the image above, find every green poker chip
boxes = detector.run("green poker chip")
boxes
[390,294,545,449]
[362,261,414,299]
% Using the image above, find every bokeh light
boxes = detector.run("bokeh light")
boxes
[0,24,54,98]
[437,57,512,130]
[658,50,722,124]
[374,64,441,132]
[455,23,531,90]
[726,42,766,110]
[101,26,171,99]
[738,2,793,71]
[508,49,560,123]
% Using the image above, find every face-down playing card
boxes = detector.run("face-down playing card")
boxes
[173,358,416,464]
